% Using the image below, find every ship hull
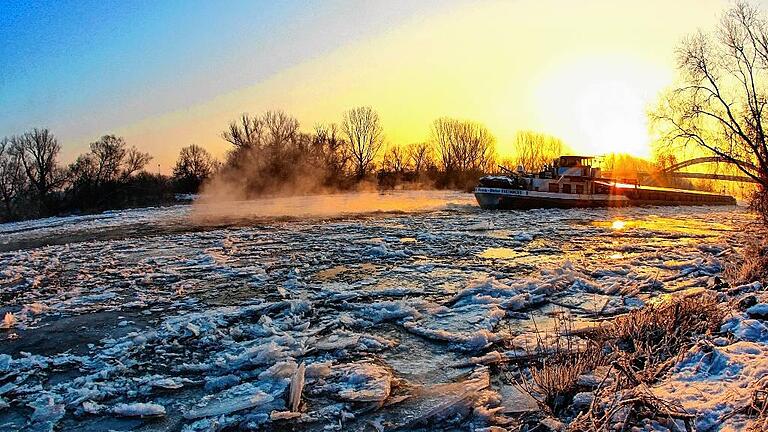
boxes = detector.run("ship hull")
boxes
[474,187,736,210]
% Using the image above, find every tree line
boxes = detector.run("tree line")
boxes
[0,130,218,223]
[213,106,563,198]
[0,105,565,223]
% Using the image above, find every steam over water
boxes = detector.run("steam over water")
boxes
[0,191,754,430]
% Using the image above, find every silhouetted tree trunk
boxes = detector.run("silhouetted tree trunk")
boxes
[342,106,384,179]
[0,138,26,220]
[11,128,64,213]
[406,142,433,174]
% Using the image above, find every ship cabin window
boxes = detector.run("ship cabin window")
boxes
[548,183,559,193]
[575,184,584,194]
[562,184,572,194]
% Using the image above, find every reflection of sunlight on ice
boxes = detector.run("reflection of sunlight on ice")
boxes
[479,247,523,259]
[609,253,623,259]
[593,216,734,235]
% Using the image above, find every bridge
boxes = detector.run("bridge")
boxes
[639,156,760,184]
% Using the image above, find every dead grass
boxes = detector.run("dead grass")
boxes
[506,313,607,414]
[724,239,768,286]
[569,376,695,432]
[595,291,725,383]
[504,293,727,428]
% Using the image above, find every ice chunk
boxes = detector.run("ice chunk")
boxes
[721,317,768,342]
[571,391,594,409]
[204,374,241,392]
[28,395,66,431]
[82,401,105,414]
[258,361,298,380]
[499,384,538,414]
[305,361,332,378]
[315,331,397,353]
[729,281,762,295]
[289,362,305,412]
[185,391,275,419]
[0,354,10,372]
[746,303,768,318]
[111,402,166,417]
[349,301,421,323]
[185,383,283,419]
[402,303,504,352]
[322,362,392,402]
[146,376,188,390]
[398,367,490,427]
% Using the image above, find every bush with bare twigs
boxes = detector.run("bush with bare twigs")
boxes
[504,294,728,430]
[506,314,607,414]
[569,375,696,432]
[725,239,768,287]
[595,292,725,383]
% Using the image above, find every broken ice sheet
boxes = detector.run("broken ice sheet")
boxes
[0,195,753,430]
[314,362,393,403]
[184,382,285,419]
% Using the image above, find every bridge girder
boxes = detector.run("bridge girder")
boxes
[666,172,758,183]
[660,156,758,174]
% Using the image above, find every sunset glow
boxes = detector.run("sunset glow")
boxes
[2,0,724,168]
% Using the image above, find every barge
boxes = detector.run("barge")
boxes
[474,156,736,210]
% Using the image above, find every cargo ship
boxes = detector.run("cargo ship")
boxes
[474,156,736,210]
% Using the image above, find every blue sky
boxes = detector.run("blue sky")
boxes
[0,0,737,167]
[1,0,459,159]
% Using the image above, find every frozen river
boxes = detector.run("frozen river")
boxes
[0,191,754,431]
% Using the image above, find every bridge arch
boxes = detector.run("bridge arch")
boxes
[659,156,758,174]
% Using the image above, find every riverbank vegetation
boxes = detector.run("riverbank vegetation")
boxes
[0,106,562,222]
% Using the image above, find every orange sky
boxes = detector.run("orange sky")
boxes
[59,0,728,171]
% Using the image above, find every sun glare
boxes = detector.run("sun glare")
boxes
[533,56,669,158]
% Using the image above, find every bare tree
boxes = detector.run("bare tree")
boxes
[122,147,152,179]
[382,145,409,173]
[90,135,127,185]
[512,131,564,171]
[430,118,457,171]
[87,135,151,185]
[263,110,300,146]
[313,123,350,177]
[0,138,26,219]
[222,113,264,149]
[173,144,217,192]
[342,106,384,178]
[406,142,433,174]
[10,128,64,208]
[429,117,496,172]
[652,1,768,189]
